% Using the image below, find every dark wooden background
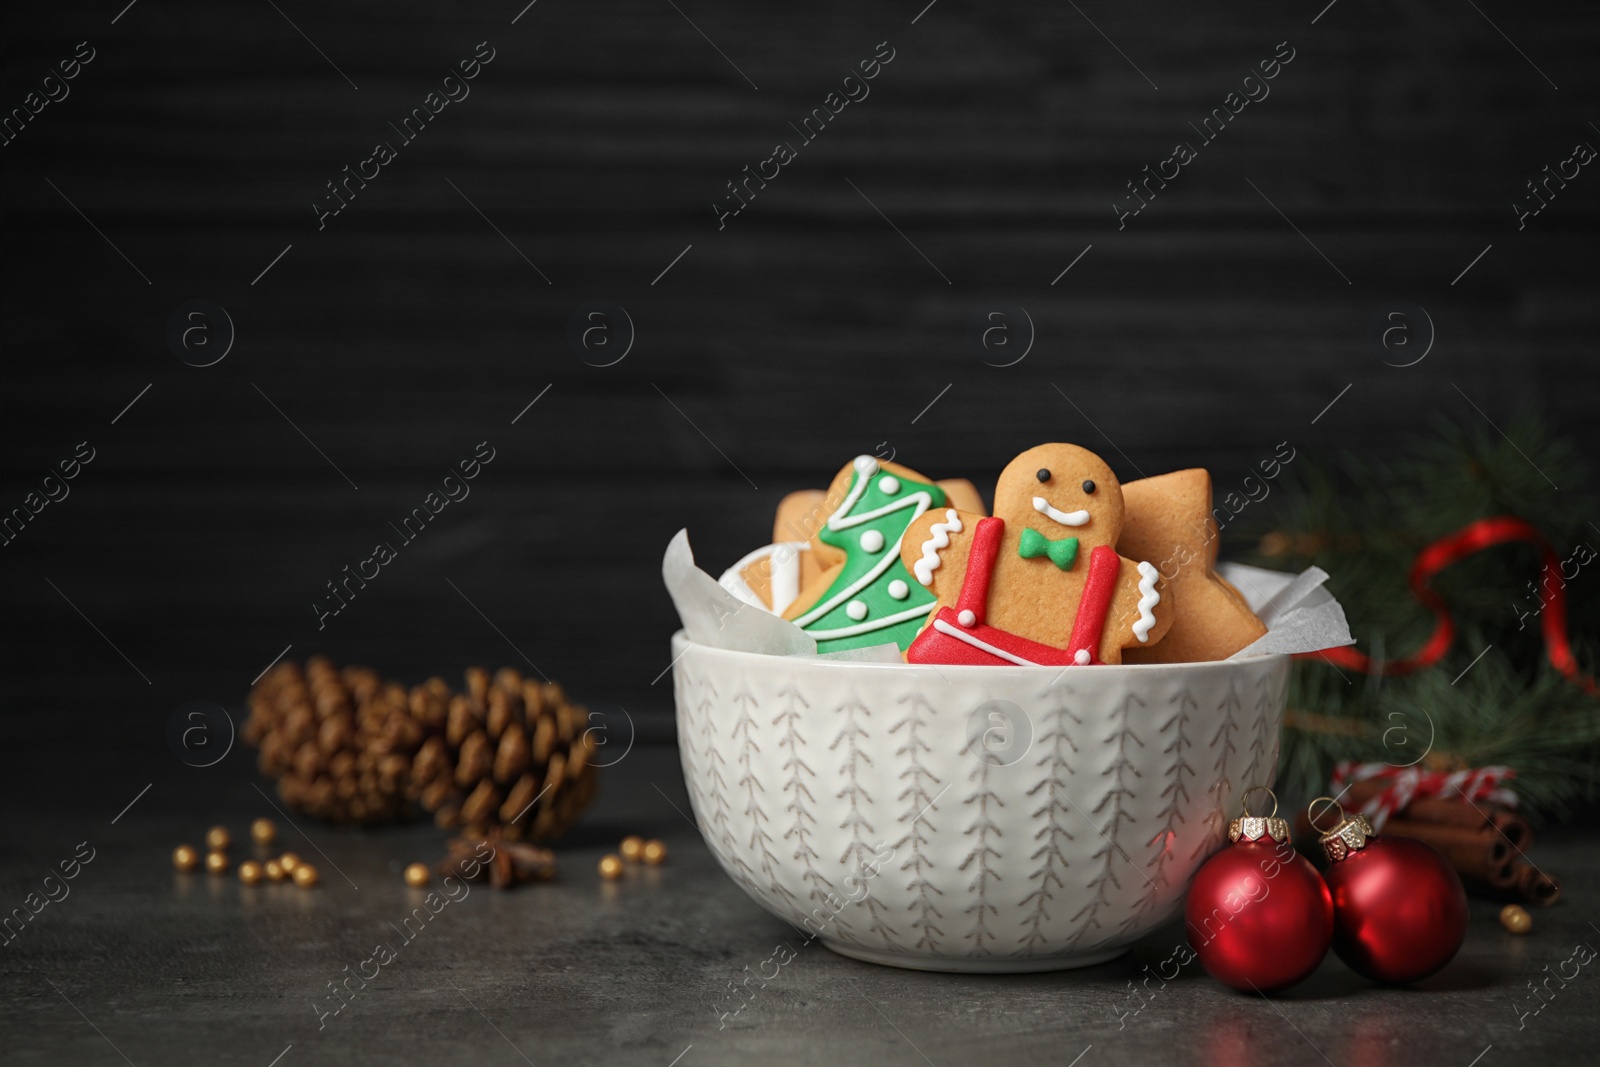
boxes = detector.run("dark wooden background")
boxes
[4,0,1598,777]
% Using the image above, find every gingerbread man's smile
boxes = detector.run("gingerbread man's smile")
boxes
[1032,496,1090,527]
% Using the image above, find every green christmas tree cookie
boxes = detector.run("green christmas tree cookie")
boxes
[789,456,948,654]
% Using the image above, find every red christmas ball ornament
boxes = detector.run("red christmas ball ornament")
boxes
[1313,798,1469,984]
[1185,788,1333,993]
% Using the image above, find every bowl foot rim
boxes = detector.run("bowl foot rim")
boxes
[818,939,1128,973]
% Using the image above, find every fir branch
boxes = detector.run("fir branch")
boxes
[1240,410,1600,820]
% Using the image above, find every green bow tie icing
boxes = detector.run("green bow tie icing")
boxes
[1018,527,1079,570]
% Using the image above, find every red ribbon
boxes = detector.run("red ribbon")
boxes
[1329,761,1518,831]
[1298,515,1596,694]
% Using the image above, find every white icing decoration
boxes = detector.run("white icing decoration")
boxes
[860,529,885,553]
[1133,561,1161,642]
[931,618,1041,666]
[878,476,900,495]
[1074,649,1091,665]
[793,459,935,632]
[1033,496,1090,527]
[822,455,878,534]
[846,600,869,621]
[771,548,802,614]
[958,609,976,628]
[913,509,963,586]
[887,579,909,600]
[807,602,933,640]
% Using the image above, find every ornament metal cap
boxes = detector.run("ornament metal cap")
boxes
[1228,786,1292,844]
[1308,796,1376,862]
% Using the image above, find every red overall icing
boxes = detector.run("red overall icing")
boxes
[955,517,1004,625]
[906,522,1122,666]
[1066,545,1121,660]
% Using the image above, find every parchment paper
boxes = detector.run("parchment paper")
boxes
[662,529,816,656]
[1217,562,1354,659]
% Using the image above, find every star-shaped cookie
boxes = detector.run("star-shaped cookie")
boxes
[1117,468,1266,663]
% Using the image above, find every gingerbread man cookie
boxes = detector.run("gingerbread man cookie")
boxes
[899,443,1172,666]
[1118,469,1266,663]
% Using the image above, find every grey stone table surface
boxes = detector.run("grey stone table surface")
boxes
[3,742,1598,1067]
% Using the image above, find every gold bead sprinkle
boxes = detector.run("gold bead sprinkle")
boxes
[403,863,430,888]
[238,861,264,886]
[1501,903,1532,935]
[642,840,667,867]
[279,852,301,873]
[250,818,277,846]
[620,835,645,862]
[264,859,286,882]
[172,845,199,872]
[292,864,319,888]
[204,850,230,875]
[205,826,231,851]
[599,855,624,881]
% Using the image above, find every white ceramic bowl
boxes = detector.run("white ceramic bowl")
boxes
[671,632,1290,972]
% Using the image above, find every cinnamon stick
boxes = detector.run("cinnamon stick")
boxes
[1292,788,1559,904]
[1397,797,1487,828]
[1337,782,1533,850]
[1517,862,1562,907]
[1451,860,1562,905]
[1382,817,1511,882]
[1482,859,1521,890]
[1490,809,1534,852]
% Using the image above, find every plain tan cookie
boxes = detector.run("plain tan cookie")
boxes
[771,490,836,557]
[900,443,1172,664]
[1118,468,1267,663]
[935,478,986,517]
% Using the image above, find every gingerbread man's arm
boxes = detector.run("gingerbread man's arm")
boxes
[1097,554,1172,664]
[898,507,985,609]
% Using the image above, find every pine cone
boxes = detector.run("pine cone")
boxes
[245,657,425,823]
[409,667,599,842]
[245,659,597,842]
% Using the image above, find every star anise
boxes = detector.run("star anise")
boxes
[436,829,556,889]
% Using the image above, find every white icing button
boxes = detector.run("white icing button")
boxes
[846,600,869,621]
[853,455,877,475]
[1074,649,1091,665]
[958,609,977,628]
[878,476,901,495]
[860,530,885,553]
[887,579,909,600]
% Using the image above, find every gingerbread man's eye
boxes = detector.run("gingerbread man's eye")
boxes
[1036,469,1051,483]
[1082,479,1096,494]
